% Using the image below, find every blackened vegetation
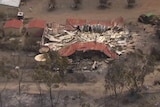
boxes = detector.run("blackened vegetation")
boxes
[105,49,155,96]
[23,35,40,52]
[48,0,56,11]
[156,28,160,38]
[33,51,69,107]
[155,25,160,39]
[64,72,87,83]
[71,0,82,10]
[150,47,160,61]
[138,14,160,25]
[69,50,108,61]
[68,50,107,71]
[127,0,136,8]
[98,0,111,9]
[137,13,160,39]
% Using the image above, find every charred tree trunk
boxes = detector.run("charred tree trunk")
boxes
[127,0,136,8]
[48,0,56,11]
[36,82,43,107]
[71,0,82,10]
[17,69,22,95]
[49,87,54,107]
[99,0,110,9]
[113,84,117,96]
[0,93,2,107]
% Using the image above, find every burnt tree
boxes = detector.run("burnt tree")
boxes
[71,0,82,10]
[127,0,136,8]
[99,0,111,9]
[105,50,155,96]
[33,51,69,107]
[48,0,56,11]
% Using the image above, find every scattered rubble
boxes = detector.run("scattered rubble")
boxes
[91,61,98,70]
[41,19,137,58]
[35,18,140,72]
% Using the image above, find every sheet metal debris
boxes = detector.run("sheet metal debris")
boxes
[41,17,135,58]
[59,42,117,58]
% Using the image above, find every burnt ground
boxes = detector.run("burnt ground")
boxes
[0,0,160,107]
[0,21,160,107]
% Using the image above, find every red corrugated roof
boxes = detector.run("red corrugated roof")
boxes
[28,20,46,28]
[88,20,99,25]
[4,19,23,28]
[59,42,117,59]
[65,17,124,30]
[66,18,87,26]
[99,20,113,27]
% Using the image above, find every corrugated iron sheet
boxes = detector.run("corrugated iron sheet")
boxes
[99,20,113,27]
[4,19,23,28]
[88,20,99,25]
[59,42,117,59]
[28,20,46,28]
[65,17,124,31]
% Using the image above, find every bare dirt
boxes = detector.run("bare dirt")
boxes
[20,0,160,23]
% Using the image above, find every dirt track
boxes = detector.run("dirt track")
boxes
[20,0,160,23]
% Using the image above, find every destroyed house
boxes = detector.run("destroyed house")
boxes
[41,17,127,59]
[65,17,124,31]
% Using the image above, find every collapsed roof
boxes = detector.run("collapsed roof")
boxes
[65,17,124,31]
[41,17,131,59]
[59,42,117,59]
[28,20,46,29]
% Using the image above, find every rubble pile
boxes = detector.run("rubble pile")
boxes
[41,22,135,56]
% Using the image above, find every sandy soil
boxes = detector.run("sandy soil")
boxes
[20,0,160,23]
